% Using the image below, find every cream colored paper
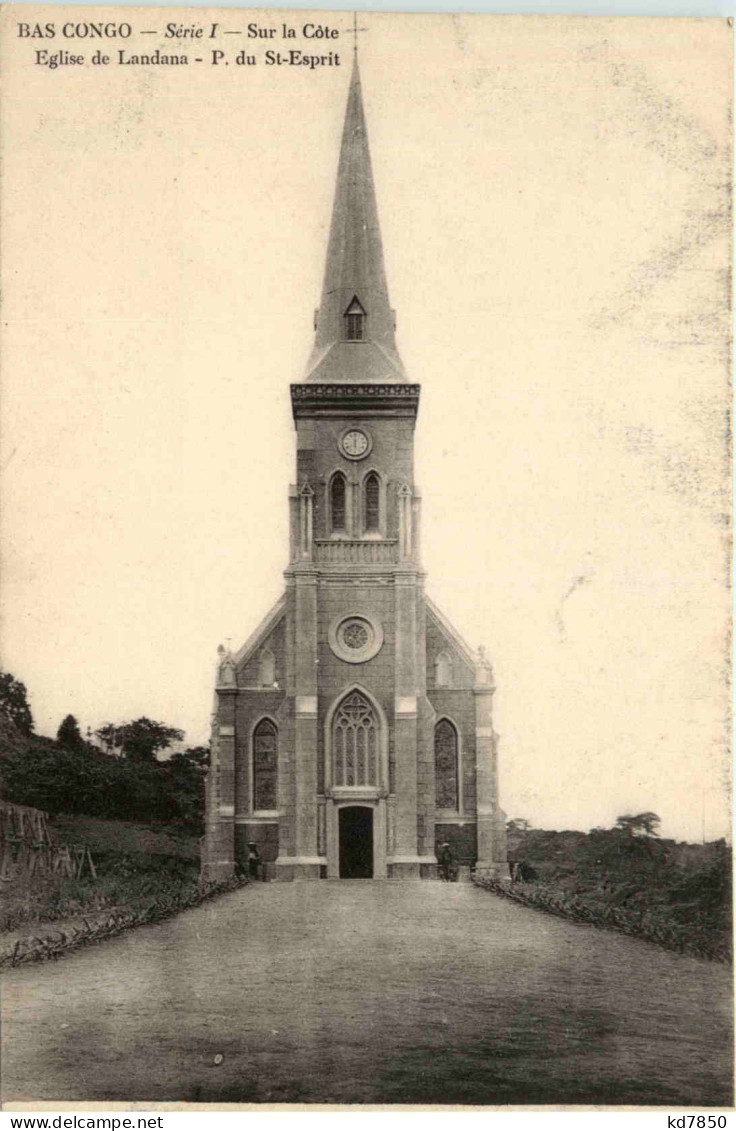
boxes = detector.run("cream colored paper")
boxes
[0,8,732,1109]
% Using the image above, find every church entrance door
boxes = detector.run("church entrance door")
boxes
[339,806,373,878]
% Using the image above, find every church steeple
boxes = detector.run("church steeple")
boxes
[204,41,508,889]
[304,56,406,384]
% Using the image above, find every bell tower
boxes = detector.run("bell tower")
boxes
[284,56,427,880]
[290,54,420,566]
[201,55,508,885]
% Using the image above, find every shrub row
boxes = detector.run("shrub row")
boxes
[1,874,249,968]
[0,853,202,934]
[474,877,732,964]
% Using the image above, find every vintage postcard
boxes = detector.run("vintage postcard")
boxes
[0,8,732,1108]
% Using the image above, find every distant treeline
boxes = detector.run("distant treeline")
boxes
[0,717,207,831]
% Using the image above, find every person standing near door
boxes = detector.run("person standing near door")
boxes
[438,842,454,881]
[247,842,261,881]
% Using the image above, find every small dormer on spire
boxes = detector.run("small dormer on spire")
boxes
[304,55,406,384]
[344,296,366,341]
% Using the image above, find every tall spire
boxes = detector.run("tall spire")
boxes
[304,55,406,384]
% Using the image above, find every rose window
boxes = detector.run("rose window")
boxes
[343,622,369,650]
[329,614,384,664]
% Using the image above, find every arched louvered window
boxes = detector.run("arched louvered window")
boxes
[435,652,452,688]
[333,691,377,787]
[364,473,380,532]
[253,719,278,810]
[435,719,459,810]
[330,472,346,533]
[259,648,275,687]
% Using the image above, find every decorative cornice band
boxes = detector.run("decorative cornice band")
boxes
[235,686,283,693]
[291,384,420,419]
[292,384,420,399]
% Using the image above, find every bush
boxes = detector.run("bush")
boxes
[476,876,731,963]
[1,874,250,967]
[0,740,203,828]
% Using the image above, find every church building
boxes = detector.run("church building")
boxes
[202,57,508,883]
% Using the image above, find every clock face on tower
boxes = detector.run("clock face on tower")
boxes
[340,428,372,460]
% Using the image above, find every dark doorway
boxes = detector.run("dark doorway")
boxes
[339,806,373,878]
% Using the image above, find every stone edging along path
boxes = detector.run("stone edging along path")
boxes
[0,876,251,969]
[473,876,731,965]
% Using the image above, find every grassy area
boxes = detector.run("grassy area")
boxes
[1,814,202,937]
[476,876,731,962]
[503,826,732,963]
[2,874,250,967]
[50,813,200,860]
[1,865,202,936]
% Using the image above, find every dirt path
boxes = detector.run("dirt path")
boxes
[2,881,732,1105]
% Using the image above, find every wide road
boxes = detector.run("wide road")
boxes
[3,881,732,1105]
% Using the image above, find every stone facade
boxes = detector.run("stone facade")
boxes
[201,58,508,883]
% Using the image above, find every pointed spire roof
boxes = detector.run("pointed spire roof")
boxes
[303,56,406,384]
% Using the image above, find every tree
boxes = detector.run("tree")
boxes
[163,746,210,828]
[95,718,184,763]
[57,714,85,750]
[0,671,34,735]
[507,817,531,834]
[125,718,184,763]
[615,812,661,837]
[1,739,175,821]
[94,723,118,750]
[179,745,210,768]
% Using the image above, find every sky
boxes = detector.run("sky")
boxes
[1,10,731,842]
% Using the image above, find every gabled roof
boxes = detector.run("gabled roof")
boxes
[233,593,287,669]
[425,595,479,673]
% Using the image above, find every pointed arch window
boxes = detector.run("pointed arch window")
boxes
[330,472,346,533]
[253,719,278,811]
[364,472,380,532]
[333,691,377,787]
[435,719,459,811]
[344,297,365,341]
[258,648,275,687]
[434,652,452,688]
